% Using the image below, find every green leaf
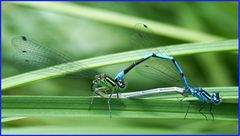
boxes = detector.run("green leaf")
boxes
[2,87,238,120]
[2,39,237,90]
[1,117,26,123]
[12,2,224,42]
[2,117,238,134]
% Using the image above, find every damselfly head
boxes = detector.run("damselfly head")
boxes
[116,79,127,90]
[211,92,222,105]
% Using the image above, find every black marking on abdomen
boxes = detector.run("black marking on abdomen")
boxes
[124,58,146,74]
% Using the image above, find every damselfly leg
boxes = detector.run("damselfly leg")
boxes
[184,101,215,120]
[198,102,208,120]
[209,103,214,120]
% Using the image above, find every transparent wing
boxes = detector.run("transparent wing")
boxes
[131,23,187,87]
[12,35,98,79]
[131,23,169,55]
[135,58,184,87]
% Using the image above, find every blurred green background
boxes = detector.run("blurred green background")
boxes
[2,2,238,134]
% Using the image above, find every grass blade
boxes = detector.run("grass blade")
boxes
[11,2,224,42]
[2,39,238,90]
[2,87,238,120]
[2,117,26,123]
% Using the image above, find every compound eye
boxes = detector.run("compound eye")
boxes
[118,80,126,88]
[213,97,217,101]
[214,99,220,104]
[119,81,123,86]
[120,84,125,88]
[213,92,220,98]
[216,93,220,98]
[212,92,221,104]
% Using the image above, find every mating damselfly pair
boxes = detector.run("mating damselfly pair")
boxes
[12,23,221,120]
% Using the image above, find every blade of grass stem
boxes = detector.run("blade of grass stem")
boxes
[11,2,224,42]
[2,39,237,90]
[2,87,238,120]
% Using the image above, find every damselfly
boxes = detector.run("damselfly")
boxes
[106,87,185,99]
[114,24,222,120]
[12,36,127,117]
